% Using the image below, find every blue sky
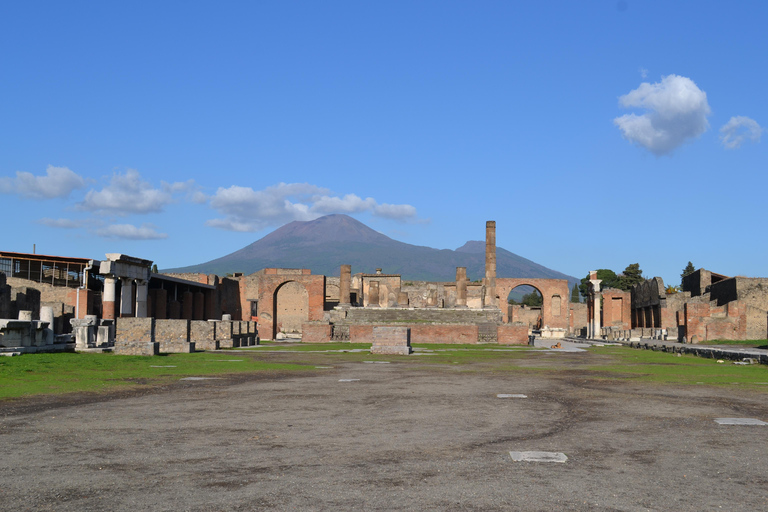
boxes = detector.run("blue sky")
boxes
[1,1,766,285]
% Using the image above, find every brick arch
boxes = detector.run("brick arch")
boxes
[255,270,326,340]
[273,280,309,337]
[496,278,570,329]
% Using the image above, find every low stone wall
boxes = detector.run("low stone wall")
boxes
[116,318,155,343]
[191,321,218,351]
[497,323,528,345]
[159,339,195,353]
[302,323,332,343]
[155,319,189,340]
[114,341,159,356]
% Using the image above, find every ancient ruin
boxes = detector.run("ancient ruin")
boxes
[4,220,766,355]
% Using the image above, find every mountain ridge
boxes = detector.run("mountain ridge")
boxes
[164,214,579,289]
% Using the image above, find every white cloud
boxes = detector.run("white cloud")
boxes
[207,182,419,232]
[614,74,711,155]
[639,68,648,79]
[374,203,417,220]
[719,116,762,149]
[78,169,173,215]
[0,165,86,199]
[37,218,87,229]
[95,223,168,240]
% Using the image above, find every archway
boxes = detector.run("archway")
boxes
[507,285,543,331]
[273,281,309,338]
[495,278,570,330]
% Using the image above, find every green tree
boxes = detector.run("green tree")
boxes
[616,263,644,291]
[681,261,695,287]
[521,291,543,307]
[579,269,618,298]
[570,283,580,303]
[151,263,158,274]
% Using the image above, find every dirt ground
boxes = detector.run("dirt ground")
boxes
[1,347,767,511]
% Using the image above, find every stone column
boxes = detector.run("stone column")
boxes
[339,264,351,306]
[103,276,117,320]
[368,281,380,307]
[456,267,467,307]
[588,272,602,339]
[40,306,54,344]
[135,279,148,318]
[484,221,497,308]
[120,278,134,317]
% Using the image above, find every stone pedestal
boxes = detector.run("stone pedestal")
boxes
[40,306,55,345]
[370,326,412,355]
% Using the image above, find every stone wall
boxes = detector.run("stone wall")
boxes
[191,320,217,350]
[116,317,155,343]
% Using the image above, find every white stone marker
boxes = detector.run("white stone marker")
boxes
[509,451,568,463]
[714,418,768,425]
[180,377,222,381]
[151,365,177,368]
[338,379,360,382]
[497,394,528,398]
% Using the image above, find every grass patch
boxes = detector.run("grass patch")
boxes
[586,346,768,387]
[702,339,768,348]
[0,352,308,400]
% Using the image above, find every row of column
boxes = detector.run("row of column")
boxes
[102,276,148,320]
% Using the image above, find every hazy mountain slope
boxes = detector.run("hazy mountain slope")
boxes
[165,214,578,289]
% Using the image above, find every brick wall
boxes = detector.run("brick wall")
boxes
[410,324,478,344]
[302,323,331,343]
[497,323,528,344]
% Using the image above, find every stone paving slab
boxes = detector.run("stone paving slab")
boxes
[714,418,767,425]
[509,451,568,463]
[497,394,527,398]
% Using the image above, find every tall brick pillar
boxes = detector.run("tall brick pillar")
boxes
[456,267,467,307]
[484,220,497,308]
[103,276,117,320]
[339,264,351,306]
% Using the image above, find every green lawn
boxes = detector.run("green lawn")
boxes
[1,343,765,401]
[0,352,308,400]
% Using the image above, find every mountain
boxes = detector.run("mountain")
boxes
[164,214,579,289]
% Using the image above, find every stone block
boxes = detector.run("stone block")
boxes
[116,317,155,343]
[159,339,195,353]
[371,326,411,355]
[114,341,159,356]
[155,319,190,343]
[191,321,218,351]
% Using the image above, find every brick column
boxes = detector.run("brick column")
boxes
[484,220,497,308]
[339,264,351,306]
[103,276,117,320]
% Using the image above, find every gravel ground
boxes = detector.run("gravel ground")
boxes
[1,348,767,511]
